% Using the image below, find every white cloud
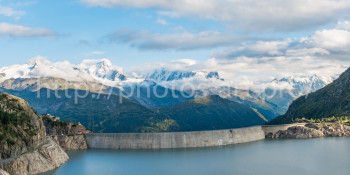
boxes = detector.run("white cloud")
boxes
[0,23,57,39]
[0,5,25,18]
[310,29,350,52]
[213,21,350,61]
[81,0,350,31]
[337,21,350,30]
[156,18,168,25]
[285,48,330,57]
[130,59,198,76]
[107,29,252,50]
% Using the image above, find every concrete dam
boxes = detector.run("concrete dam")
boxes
[85,126,271,149]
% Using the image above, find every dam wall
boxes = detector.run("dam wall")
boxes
[86,126,265,149]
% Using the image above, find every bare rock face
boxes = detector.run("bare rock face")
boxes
[323,125,350,137]
[0,137,68,175]
[0,77,110,92]
[44,117,88,150]
[44,119,86,136]
[0,93,46,160]
[267,123,350,139]
[273,126,324,139]
[0,169,9,175]
[52,135,87,150]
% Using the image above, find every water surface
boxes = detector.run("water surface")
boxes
[43,137,350,175]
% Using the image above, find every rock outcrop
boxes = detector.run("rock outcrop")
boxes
[43,117,86,136]
[0,137,68,175]
[266,123,350,139]
[0,93,76,175]
[52,135,87,150]
[0,169,9,175]
[0,93,46,160]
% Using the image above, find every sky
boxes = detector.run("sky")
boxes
[0,0,350,77]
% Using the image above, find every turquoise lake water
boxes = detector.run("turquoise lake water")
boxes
[43,137,350,175]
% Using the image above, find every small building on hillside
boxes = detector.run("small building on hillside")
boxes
[41,114,60,121]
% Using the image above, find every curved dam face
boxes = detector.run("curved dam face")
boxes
[85,126,265,149]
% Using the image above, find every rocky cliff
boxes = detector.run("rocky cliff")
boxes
[43,116,88,150]
[265,123,350,139]
[0,137,68,175]
[52,135,87,150]
[0,93,46,160]
[0,169,9,175]
[43,116,86,136]
[0,93,70,174]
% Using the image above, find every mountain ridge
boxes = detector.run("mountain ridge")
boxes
[0,58,340,122]
[269,67,350,124]
[159,95,266,131]
[0,88,267,133]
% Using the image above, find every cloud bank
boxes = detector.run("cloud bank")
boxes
[106,29,255,50]
[81,0,350,32]
[0,23,58,39]
[213,21,350,61]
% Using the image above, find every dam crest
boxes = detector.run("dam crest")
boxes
[85,125,299,149]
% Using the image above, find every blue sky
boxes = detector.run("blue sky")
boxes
[1,0,350,71]
[0,0,225,67]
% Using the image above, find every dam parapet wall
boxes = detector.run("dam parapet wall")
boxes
[86,124,313,149]
[86,126,265,149]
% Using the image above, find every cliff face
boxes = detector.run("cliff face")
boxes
[0,137,68,175]
[43,117,86,136]
[43,117,88,150]
[265,123,350,139]
[0,93,46,160]
[0,169,9,175]
[52,135,87,150]
[0,93,71,174]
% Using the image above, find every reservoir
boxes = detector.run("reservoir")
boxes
[42,137,350,175]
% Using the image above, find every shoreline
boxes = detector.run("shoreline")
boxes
[2,122,349,175]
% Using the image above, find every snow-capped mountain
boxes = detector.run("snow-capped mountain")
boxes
[273,75,331,95]
[0,58,339,110]
[0,58,128,84]
[0,57,344,121]
[75,59,127,81]
[144,68,223,82]
[262,74,336,109]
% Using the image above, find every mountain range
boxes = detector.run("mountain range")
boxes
[0,58,339,128]
[144,68,223,82]
[0,58,129,84]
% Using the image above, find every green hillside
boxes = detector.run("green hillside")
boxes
[159,95,266,131]
[1,88,177,133]
[1,89,266,133]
